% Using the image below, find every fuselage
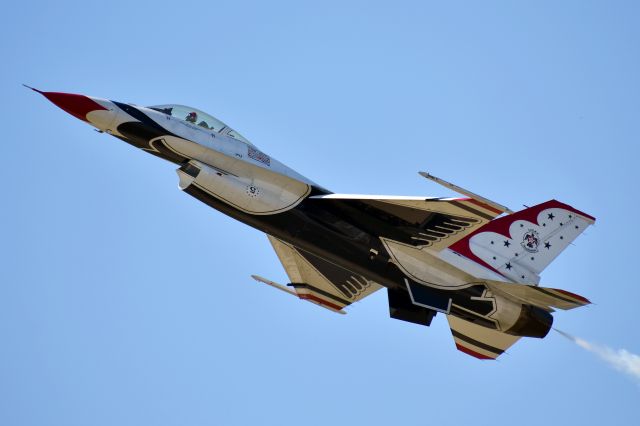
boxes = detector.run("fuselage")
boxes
[35,89,556,342]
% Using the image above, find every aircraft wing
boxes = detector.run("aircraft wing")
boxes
[447,315,521,360]
[308,194,503,250]
[265,235,383,312]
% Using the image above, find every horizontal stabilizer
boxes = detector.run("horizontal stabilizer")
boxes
[448,315,521,360]
[484,280,590,311]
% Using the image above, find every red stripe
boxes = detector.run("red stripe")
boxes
[465,198,504,215]
[298,294,344,311]
[554,289,590,304]
[455,343,494,360]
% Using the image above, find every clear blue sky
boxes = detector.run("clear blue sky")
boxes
[2,1,639,425]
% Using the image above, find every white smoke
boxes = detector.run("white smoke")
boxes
[554,329,640,382]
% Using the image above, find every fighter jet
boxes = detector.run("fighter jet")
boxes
[31,87,596,359]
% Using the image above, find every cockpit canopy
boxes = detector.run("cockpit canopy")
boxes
[148,104,251,144]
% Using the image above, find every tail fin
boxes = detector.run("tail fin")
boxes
[449,200,595,283]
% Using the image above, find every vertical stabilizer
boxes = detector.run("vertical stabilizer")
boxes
[448,200,595,283]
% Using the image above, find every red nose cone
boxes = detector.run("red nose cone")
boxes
[40,91,107,122]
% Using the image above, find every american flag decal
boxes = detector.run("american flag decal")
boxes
[248,146,271,166]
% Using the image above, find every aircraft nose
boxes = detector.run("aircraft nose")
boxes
[33,89,108,122]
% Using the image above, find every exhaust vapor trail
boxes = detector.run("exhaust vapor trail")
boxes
[554,329,640,382]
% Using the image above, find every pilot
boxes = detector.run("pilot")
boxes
[186,111,197,123]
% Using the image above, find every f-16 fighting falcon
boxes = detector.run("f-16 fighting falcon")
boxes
[31,86,596,360]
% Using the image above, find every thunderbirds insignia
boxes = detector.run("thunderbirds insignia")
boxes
[521,229,540,253]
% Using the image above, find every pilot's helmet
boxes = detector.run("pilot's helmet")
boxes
[187,112,197,122]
